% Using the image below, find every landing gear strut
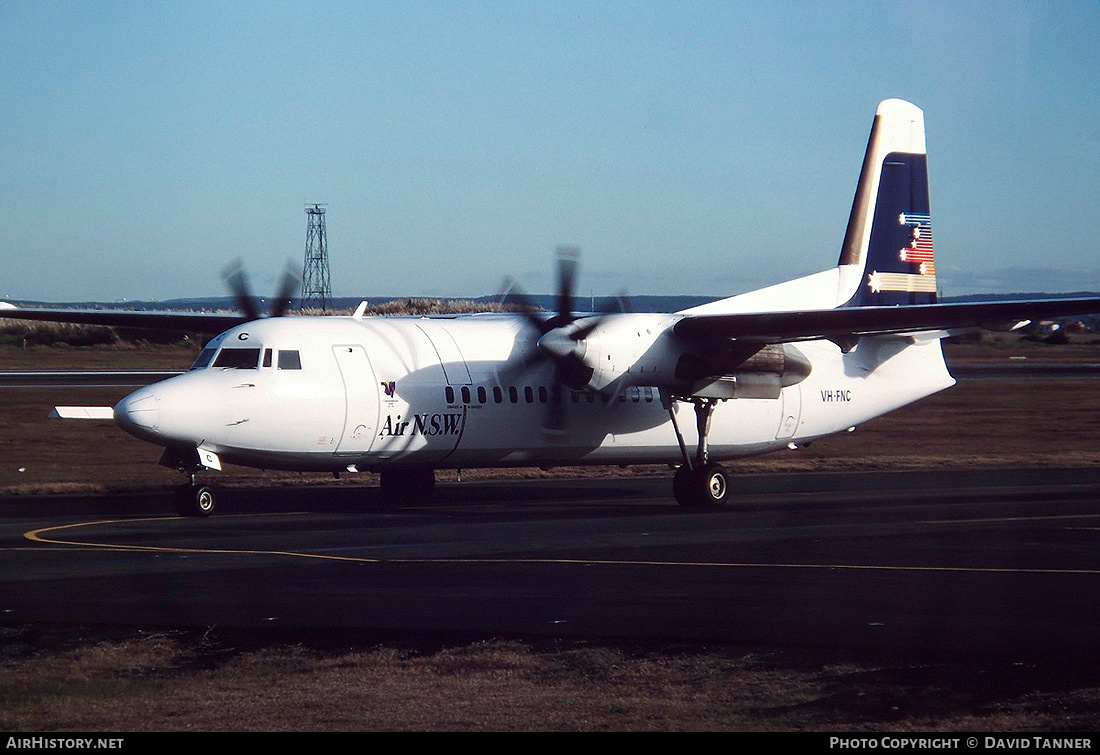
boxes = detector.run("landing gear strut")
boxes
[668,397,730,507]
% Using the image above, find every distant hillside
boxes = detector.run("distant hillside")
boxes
[7,291,1100,315]
[941,292,1100,303]
[5,294,723,314]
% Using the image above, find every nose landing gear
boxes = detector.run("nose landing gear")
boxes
[174,477,217,517]
[163,447,219,517]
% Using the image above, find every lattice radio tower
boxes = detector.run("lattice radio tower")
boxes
[301,203,332,312]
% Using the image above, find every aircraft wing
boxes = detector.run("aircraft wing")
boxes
[673,297,1100,344]
[0,304,247,333]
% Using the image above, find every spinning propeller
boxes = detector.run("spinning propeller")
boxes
[222,259,301,320]
[500,246,630,435]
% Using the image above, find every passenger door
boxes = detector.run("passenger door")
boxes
[332,344,378,455]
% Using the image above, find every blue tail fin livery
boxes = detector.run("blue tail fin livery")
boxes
[838,99,937,307]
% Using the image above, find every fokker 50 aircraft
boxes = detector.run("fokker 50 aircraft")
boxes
[5,99,1100,516]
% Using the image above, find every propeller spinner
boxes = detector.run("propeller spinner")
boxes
[500,247,630,435]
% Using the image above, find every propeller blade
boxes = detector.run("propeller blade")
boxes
[270,261,302,317]
[503,245,614,435]
[222,259,262,321]
[570,316,603,342]
[554,245,580,324]
[566,289,633,347]
[497,277,552,334]
[494,346,546,389]
[600,290,633,315]
[557,353,595,390]
[543,381,568,438]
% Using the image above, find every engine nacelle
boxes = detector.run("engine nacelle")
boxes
[567,314,812,399]
[579,313,685,393]
[676,342,812,399]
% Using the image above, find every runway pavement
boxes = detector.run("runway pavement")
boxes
[3,467,1099,660]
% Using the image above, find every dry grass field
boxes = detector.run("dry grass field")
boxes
[2,333,1100,731]
[5,626,1100,732]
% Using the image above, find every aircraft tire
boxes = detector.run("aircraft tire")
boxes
[673,463,729,507]
[696,462,729,507]
[176,484,216,517]
[673,465,696,506]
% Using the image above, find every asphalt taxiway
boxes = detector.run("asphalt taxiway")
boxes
[3,468,1099,659]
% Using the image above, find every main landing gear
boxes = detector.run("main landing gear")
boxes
[668,397,730,507]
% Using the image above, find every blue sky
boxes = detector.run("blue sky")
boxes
[2,1,1098,302]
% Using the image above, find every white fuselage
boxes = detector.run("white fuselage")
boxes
[113,312,955,473]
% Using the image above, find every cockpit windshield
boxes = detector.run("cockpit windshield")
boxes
[189,347,217,370]
[211,347,262,369]
[190,345,301,371]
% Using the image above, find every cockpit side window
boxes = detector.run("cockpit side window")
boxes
[212,347,262,369]
[190,347,217,370]
[277,350,302,370]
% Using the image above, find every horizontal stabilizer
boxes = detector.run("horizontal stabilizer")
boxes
[48,406,114,419]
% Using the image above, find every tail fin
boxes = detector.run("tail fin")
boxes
[838,99,938,307]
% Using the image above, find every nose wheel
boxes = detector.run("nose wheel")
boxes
[165,448,219,516]
[175,481,217,517]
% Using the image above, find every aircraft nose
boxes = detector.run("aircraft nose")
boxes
[114,389,160,435]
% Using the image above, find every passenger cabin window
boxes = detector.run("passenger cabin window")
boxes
[212,348,261,369]
[277,350,302,370]
[190,348,217,370]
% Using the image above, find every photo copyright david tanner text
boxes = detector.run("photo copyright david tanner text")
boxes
[829,737,1093,750]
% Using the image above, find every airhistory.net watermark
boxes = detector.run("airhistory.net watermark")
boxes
[6,739,123,750]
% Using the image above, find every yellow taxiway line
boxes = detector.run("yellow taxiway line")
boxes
[22,513,1100,575]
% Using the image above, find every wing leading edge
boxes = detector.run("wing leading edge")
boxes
[673,297,1100,345]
